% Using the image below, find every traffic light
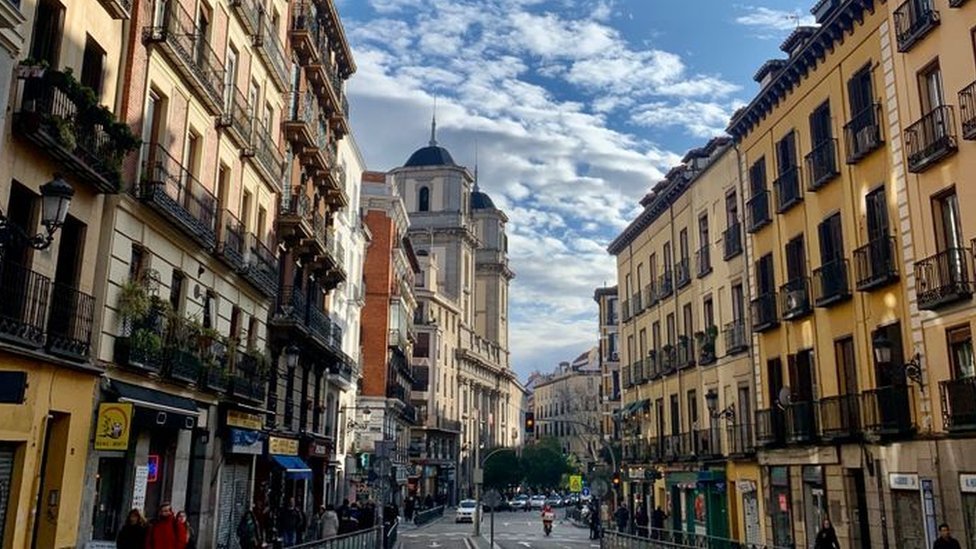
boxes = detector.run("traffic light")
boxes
[611,472,621,487]
[524,412,535,434]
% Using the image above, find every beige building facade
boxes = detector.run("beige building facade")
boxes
[532,358,603,468]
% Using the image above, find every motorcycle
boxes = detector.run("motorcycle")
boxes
[542,510,555,536]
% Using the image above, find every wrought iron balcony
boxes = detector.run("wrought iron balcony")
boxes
[723,222,743,259]
[250,123,284,186]
[940,376,976,432]
[773,166,802,213]
[676,338,694,369]
[143,0,225,113]
[644,282,657,308]
[805,138,839,191]
[693,427,722,459]
[724,319,748,354]
[621,299,630,322]
[217,85,253,151]
[894,0,940,52]
[163,317,205,385]
[844,104,884,163]
[632,360,645,385]
[784,401,819,444]
[755,408,785,447]
[96,0,131,18]
[308,300,340,352]
[659,346,676,374]
[746,190,771,233]
[0,260,50,350]
[283,90,317,150]
[750,292,779,332]
[853,236,899,291]
[663,433,687,462]
[861,385,916,438]
[216,209,247,272]
[278,187,313,245]
[254,12,289,90]
[631,291,643,315]
[813,258,851,307]
[780,277,812,320]
[726,423,755,457]
[622,363,632,388]
[915,247,972,310]
[675,258,691,289]
[819,394,861,441]
[114,301,167,373]
[905,105,958,173]
[13,72,132,193]
[288,1,321,66]
[656,270,673,300]
[242,233,279,297]
[960,79,976,140]
[644,354,659,380]
[139,143,218,250]
[229,0,261,35]
[230,354,267,404]
[305,211,329,260]
[695,246,711,278]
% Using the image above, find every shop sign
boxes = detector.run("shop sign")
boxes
[269,436,299,456]
[306,440,329,458]
[94,402,133,451]
[132,465,149,512]
[737,480,757,493]
[889,473,919,490]
[230,428,264,455]
[226,409,263,430]
[961,474,976,493]
[628,467,644,481]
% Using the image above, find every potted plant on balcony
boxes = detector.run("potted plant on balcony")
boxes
[114,274,166,372]
[202,336,231,392]
[164,314,204,384]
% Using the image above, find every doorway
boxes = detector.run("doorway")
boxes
[846,469,871,548]
[31,412,71,549]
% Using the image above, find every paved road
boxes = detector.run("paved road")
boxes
[400,510,600,549]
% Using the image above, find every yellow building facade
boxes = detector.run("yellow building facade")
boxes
[609,138,764,542]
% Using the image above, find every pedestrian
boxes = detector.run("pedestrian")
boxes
[116,508,148,549]
[145,502,187,549]
[361,500,376,529]
[651,506,666,538]
[424,494,434,510]
[236,503,265,549]
[614,503,629,533]
[934,523,962,549]
[634,503,649,538]
[176,511,195,549]
[321,504,339,538]
[278,497,302,546]
[296,498,308,544]
[588,500,602,540]
[814,517,840,549]
[405,496,415,523]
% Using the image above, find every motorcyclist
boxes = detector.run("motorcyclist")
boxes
[541,503,555,536]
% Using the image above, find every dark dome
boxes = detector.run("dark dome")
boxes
[404,145,457,167]
[471,190,495,209]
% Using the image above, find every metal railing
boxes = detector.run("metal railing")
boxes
[217,85,253,149]
[750,292,778,332]
[252,122,284,182]
[746,190,770,233]
[604,528,791,549]
[675,258,691,289]
[755,408,785,447]
[139,143,218,249]
[940,376,976,432]
[216,209,247,270]
[726,423,755,456]
[779,277,811,320]
[805,138,838,191]
[656,271,673,300]
[772,166,802,213]
[905,105,957,173]
[844,103,884,163]
[894,0,940,52]
[853,235,898,291]
[243,232,279,297]
[819,394,861,440]
[413,506,444,526]
[724,319,748,354]
[288,525,381,549]
[861,385,916,437]
[0,260,51,349]
[46,281,95,360]
[784,401,818,444]
[723,222,742,259]
[255,12,289,89]
[229,0,261,34]
[961,79,976,140]
[914,247,972,310]
[812,258,850,306]
[695,245,711,277]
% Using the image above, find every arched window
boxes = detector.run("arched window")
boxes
[418,186,430,211]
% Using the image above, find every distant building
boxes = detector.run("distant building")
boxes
[594,286,621,441]
[532,352,603,468]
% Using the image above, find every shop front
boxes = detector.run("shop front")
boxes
[666,469,727,538]
[214,408,265,549]
[302,435,331,510]
[725,461,763,545]
[256,435,313,514]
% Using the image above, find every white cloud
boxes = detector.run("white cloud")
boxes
[734,5,818,34]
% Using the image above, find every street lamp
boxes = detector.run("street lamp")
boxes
[872,331,923,386]
[0,174,74,250]
[284,345,300,368]
[705,389,735,422]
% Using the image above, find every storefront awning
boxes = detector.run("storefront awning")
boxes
[618,399,650,418]
[271,455,313,479]
[111,380,199,430]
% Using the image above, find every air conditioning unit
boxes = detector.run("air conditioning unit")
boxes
[785,289,804,311]
[856,126,879,152]
[609,352,619,361]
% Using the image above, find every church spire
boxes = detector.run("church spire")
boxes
[473,140,479,192]
[429,97,438,146]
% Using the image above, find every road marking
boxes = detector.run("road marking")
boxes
[429,543,441,548]
[518,543,531,548]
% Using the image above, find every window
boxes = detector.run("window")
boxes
[756,253,775,295]
[249,80,261,122]
[703,297,714,329]
[818,213,844,265]
[865,186,890,241]
[203,290,216,329]
[726,191,738,226]
[682,303,693,339]
[933,189,963,251]
[687,390,698,429]
[185,131,201,184]
[419,186,430,211]
[666,313,676,345]
[169,270,185,312]
[638,328,646,358]
[663,242,672,273]
[777,131,798,172]
[848,64,874,121]
[749,157,767,196]
[918,61,944,113]
[669,394,680,435]
[834,336,858,395]
[948,325,975,379]
[810,101,833,146]
[241,190,252,229]
[731,284,744,321]
[247,316,259,349]
[144,90,166,149]
[679,229,689,261]
[81,36,105,98]
[217,165,230,210]
[30,0,64,67]
[225,45,238,110]
[129,245,147,281]
[785,235,807,282]
[652,321,661,351]
[257,207,267,242]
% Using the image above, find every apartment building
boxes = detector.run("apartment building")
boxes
[727,1,916,546]
[360,170,420,506]
[533,356,603,468]
[394,129,524,499]
[594,287,621,442]
[608,137,762,541]
[0,0,136,546]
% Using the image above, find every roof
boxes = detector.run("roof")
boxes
[404,145,457,167]
[471,190,495,209]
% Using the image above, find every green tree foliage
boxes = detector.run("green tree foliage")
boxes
[482,449,522,490]
[519,438,571,490]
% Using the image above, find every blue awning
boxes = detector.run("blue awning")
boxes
[271,455,313,479]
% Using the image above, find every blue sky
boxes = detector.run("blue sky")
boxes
[336,0,816,382]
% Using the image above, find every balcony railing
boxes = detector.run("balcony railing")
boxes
[283,90,317,149]
[254,12,289,90]
[723,222,743,259]
[143,0,225,113]
[844,104,884,163]
[251,123,284,185]
[632,292,643,315]
[273,285,309,326]
[632,360,645,385]
[784,401,818,444]
[726,423,755,456]
[676,338,694,369]
[622,363,632,388]
[773,166,802,213]
[242,233,279,297]
[746,190,771,233]
[656,271,673,300]
[621,299,630,322]
[693,427,722,459]
[805,138,839,191]
[646,353,660,380]
[853,236,899,291]
[960,80,976,140]
[914,247,972,310]
[724,319,748,354]
[894,0,940,52]
[755,408,785,447]
[663,433,687,462]
[217,85,253,151]
[216,209,247,271]
[861,385,916,437]
[96,0,131,18]
[14,72,131,193]
[675,258,691,289]
[812,258,851,307]
[229,0,261,35]
[0,260,51,350]
[819,394,861,441]
[139,143,218,250]
[750,292,778,332]
[780,277,812,320]
[905,105,957,173]
[289,1,321,65]
[644,282,656,308]
[940,376,976,432]
[695,246,711,277]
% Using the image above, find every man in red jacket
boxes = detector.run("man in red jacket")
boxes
[145,502,186,549]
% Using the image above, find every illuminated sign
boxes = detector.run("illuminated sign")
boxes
[147,455,160,483]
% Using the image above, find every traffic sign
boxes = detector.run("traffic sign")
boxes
[484,489,503,508]
[590,478,609,498]
[569,475,583,493]
[582,487,590,497]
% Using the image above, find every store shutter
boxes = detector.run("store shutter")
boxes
[0,444,14,545]
[215,460,251,549]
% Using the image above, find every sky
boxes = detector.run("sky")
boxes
[336,0,817,382]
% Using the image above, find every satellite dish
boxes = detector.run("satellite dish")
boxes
[778,386,793,409]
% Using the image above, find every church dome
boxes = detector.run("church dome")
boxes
[404,145,457,167]
[471,189,495,209]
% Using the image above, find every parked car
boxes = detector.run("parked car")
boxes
[456,499,479,523]
[546,495,563,508]
[530,494,547,509]
[509,494,529,510]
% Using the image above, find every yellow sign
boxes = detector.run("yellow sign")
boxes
[226,409,263,430]
[94,402,133,451]
[569,475,583,493]
[268,436,299,456]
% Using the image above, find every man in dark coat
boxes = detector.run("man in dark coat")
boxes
[614,503,629,533]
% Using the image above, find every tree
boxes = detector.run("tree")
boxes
[519,437,571,490]
[483,449,522,490]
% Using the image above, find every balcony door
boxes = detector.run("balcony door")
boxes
[866,186,890,242]
[918,62,945,113]
[0,184,38,335]
[776,131,798,174]
[224,46,238,112]
[933,189,966,287]
[756,254,775,295]
[47,215,86,343]
[848,65,874,123]
[669,394,680,436]
[810,102,832,148]
[947,325,975,380]
[788,350,816,404]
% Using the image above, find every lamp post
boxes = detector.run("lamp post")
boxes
[0,174,74,250]
[872,331,923,386]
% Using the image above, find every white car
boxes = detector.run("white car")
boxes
[530,494,547,509]
[456,499,479,523]
[509,494,529,510]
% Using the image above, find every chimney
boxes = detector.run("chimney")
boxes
[754,59,788,89]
